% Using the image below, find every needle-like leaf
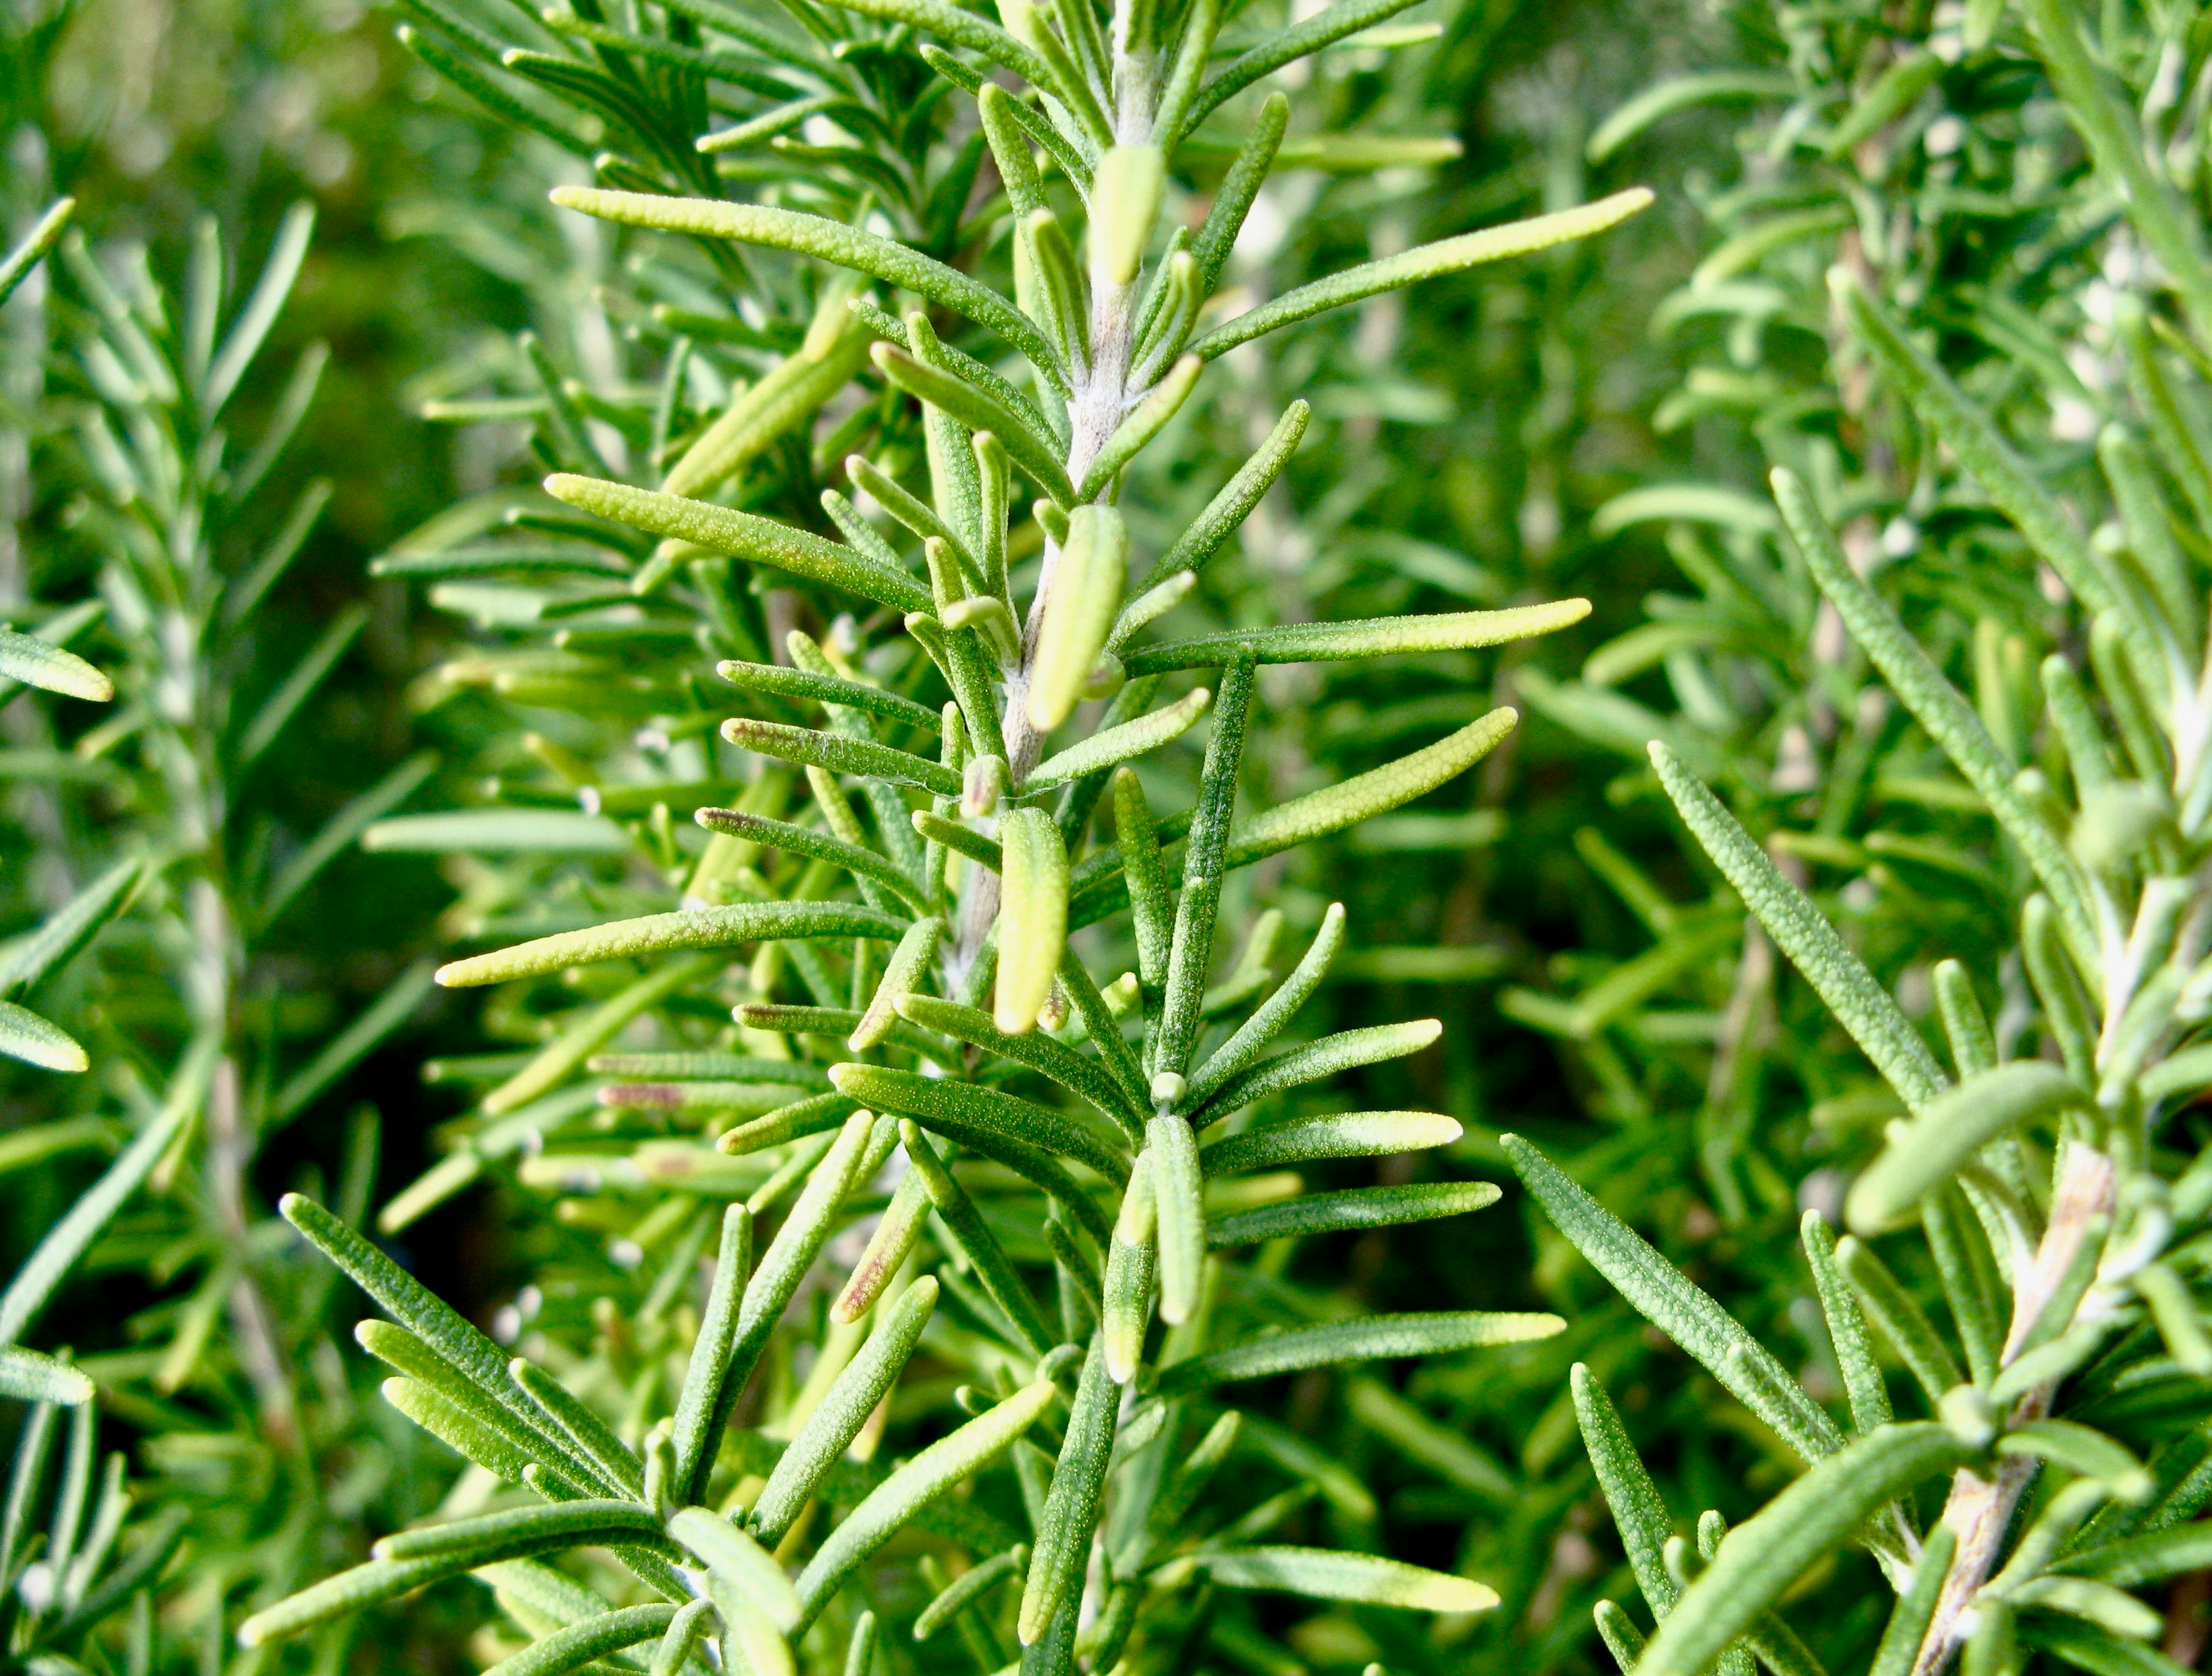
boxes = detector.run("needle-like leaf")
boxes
[1156,1310,1563,1394]
[1503,1135,1845,1462]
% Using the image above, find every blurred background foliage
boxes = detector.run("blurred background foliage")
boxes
[15,0,2192,1658]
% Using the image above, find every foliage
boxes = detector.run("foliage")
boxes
[10,0,2212,1667]
[1503,0,2212,1666]
[215,0,1663,1668]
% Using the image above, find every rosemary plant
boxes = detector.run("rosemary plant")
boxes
[244,0,1661,1667]
[1,196,464,1671]
[1498,0,2212,1667]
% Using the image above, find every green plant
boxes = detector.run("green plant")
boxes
[0,193,472,1670]
[1498,0,2212,1666]
[239,0,1663,1667]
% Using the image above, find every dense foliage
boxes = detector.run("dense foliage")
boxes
[6,0,2212,1670]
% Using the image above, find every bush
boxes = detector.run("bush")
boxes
[4,0,2212,1670]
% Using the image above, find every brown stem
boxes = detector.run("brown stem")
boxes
[1909,1144,2115,1675]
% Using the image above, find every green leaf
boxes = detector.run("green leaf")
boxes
[1,1073,200,1345]
[0,1346,95,1405]
[1114,766,1172,1004]
[1180,0,1425,131]
[510,1359,644,1497]
[995,806,1070,1035]
[1846,1063,2086,1235]
[0,197,74,307]
[1208,1182,1497,1247]
[1155,1310,1562,1394]
[750,1276,940,1542]
[834,1170,932,1326]
[376,1501,666,1567]
[1059,948,1149,1116]
[896,994,1143,1131]
[1190,192,1650,359]
[1138,401,1310,593]
[236,604,366,767]
[698,1112,881,1500]
[722,717,960,796]
[667,1506,801,1639]
[1186,903,1343,1108]
[1188,1548,1497,1613]
[1502,1134,1845,1462]
[663,316,872,501]
[435,901,910,988]
[1152,656,1255,1079]
[480,1604,681,1676]
[792,1379,1058,1626]
[1218,709,1518,870]
[1027,686,1213,791]
[1867,1524,1955,1676]
[2026,1615,2197,1676]
[239,1555,461,1647]
[1594,1599,1649,1670]
[282,1192,575,1459]
[1193,1020,1441,1123]
[0,1000,89,1073]
[545,474,930,613]
[1585,72,1792,162]
[1124,600,1590,674]
[1029,505,1129,733]
[1104,1161,1156,1384]
[915,1546,1025,1640]
[2021,0,2212,342]
[1772,466,2097,962]
[1019,1334,1116,1643]
[1833,1236,1963,1408]
[1149,1115,1204,1324]
[1648,742,1949,1114]
[1800,1212,1892,1436]
[650,1599,717,1676]
[1192,94,1288,293]
[1831,279,2116,619]
[2064,1522,2212,1588]
[1995,1419,2149,1492]
[671,1204,753,1501]
[716,659,943,733]
[1201,1110,1462,1174]
[485,956,720,1120]
[942,59,1092,191]
[1572,1365,1678,1617]
[382,1375,546,1486]
[1346,1379,1513,1501]
[549,189,1064,388]
[851,916,943,1051]
[698,809,932,913]
[358,1322,587,1490]
[262,752,435,927]
[360,809,629,855]
[831,1062,1128,1183]
[206,200,315,416]
[1634,1425,1969,1676]
[0,625,111,703]
[902,1125,1055,1356]
[873,343,1073,506]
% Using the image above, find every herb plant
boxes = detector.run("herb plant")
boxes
[1500,0,2212,1667]
[238,0,1654,1670]
[18,0,2212,1666]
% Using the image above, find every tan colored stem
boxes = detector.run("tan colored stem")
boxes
[1909,1144,2114,1675]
